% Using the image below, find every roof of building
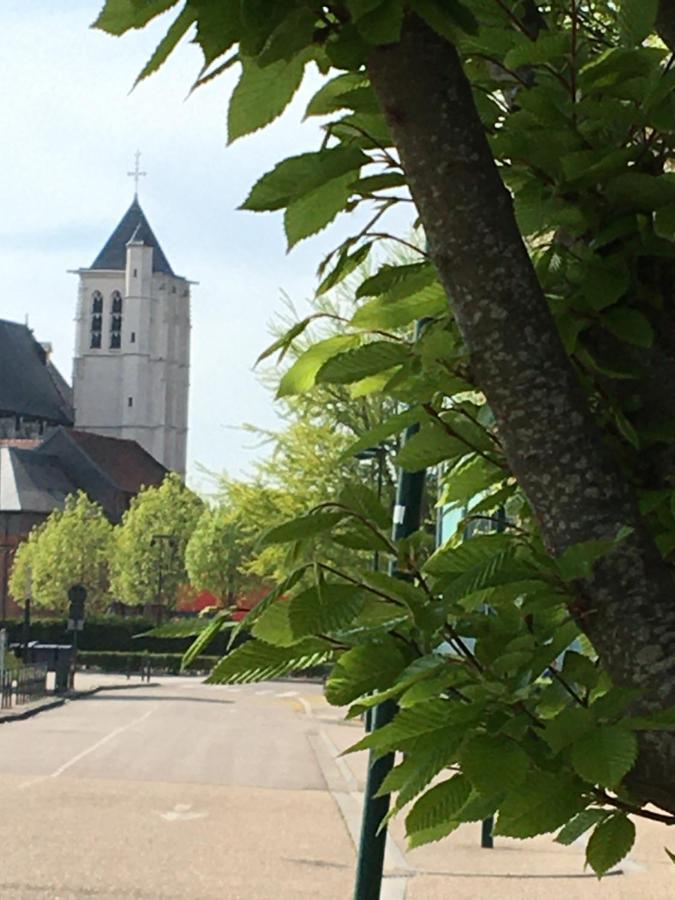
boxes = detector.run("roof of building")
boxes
[89,196,174,275]
[0,446,76,513]
[0,320,74,425]
[59,428,167,494]
[0,438,41,449]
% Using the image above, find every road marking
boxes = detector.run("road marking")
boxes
[297,696,313,716]
[160,803,207,822]
[275,690,299,698]
[18,707,156,789]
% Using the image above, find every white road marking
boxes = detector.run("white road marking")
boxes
[160,803,207,822]
[275,690,299,698]
[18,707,157,789]
[297,696,313,716]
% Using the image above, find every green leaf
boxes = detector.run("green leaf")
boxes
[305,73,369,117]
[251,600,297,647]
[256,6,317,65]
[317,241,373,295]
[439,455,504,508]
[351,284,448,330]
[405,775,472,846]
[571,726,638,788]
[207,638,331,684]
[426,533,512,576]
[325,638,407,705]
[601,308,653,348]
[459,734,529,796]
[504,33,569,68]
[395,424,467,471]
[495,772,586,838]
[338,482,390,530]
[242,146,368,211]
[342,407,425,459]
[654,205,675,239]
[357,262,436,299]
[289,583,365,639]
[232,567,309,641]
[284,171,355,248]
[259,509,346,546]
[228,54,306,143]
[543,705,594,753]
[354,0,404,45]
[411,0,478,38]
[255,317,313,366]
[606,172,675,211]
[555,527,632,582]
[277,334,359,397]
[134,4,196,85]
[619,0,658,45]
[135,617,233,639]
[586,813,636,876]
[181,610,237,669]
[555,809,609,846]
[316,341,410,385]
[92,0,179,36]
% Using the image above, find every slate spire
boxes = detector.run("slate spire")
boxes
[90,197,174,275]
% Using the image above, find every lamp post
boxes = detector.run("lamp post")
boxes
[354,444,388,572]
[0,540,13,628]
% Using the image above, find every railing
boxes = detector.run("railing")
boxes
[0,664,48,710]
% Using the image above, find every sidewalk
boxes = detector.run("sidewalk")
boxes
[301,689,675,900]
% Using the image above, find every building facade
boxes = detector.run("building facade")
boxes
[72,197,190,475]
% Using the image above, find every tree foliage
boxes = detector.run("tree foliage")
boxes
[109,473,204,608]
[185,505,255,604]
[96,0,675,871]
[9,492,113,613]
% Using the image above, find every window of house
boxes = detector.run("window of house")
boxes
[110,290,123,348]
[90,291,103,348]
[128,397,133,407]
[130,331,136,343]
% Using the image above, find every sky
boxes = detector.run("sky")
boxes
[0,1,409,488]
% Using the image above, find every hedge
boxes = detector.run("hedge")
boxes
[4,615,237,655]
[77,650,221,675]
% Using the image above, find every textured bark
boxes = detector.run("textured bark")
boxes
[368,16,675,813]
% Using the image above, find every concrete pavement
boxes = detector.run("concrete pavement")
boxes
[0,677,672,899]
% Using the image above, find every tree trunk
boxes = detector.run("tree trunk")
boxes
[368,15,675,814]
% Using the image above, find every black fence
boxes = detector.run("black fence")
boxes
[0,663,48,710]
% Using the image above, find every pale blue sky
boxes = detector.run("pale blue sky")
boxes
[0,1,409,485]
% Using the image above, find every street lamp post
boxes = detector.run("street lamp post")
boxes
[354,445,388,573]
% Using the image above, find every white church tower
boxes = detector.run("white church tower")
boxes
[72,173,191,476]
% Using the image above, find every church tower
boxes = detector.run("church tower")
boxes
[72,188,191,476]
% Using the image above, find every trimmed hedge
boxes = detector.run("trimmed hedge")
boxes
[4,615,236,655]
[78,650,220,675]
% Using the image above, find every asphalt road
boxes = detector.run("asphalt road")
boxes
[0,677,672,900]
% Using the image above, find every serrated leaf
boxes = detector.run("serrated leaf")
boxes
[555,809,609,846]
[495,772,586,838]
[316,341,410,384]
[317,241,373,295]
[135,616,233,639]
[285,171,355,248]
[242,146,368,211]
[342,407,425,459]
[207,638,331,684]
[411,0,478,38]
[305,72,369,117]
[251,600,296,646]
[277,334,359,397]
[619,0,658,45]
[654,205,675,239]
[357,262,436,299]
[230,567,309,645]
[228,54,306,143]
[351,284,448,330]
[555,527,632,582]
[134,5,195,85]
[259,510,346,546]
[405,775,472,839]
[325,638,407,705]
[504,33,569,68]
[426,533,512,576]
[439,455,503,508]
[571,726,637,788]
[586,813,636,876]
[289,583,365,639]
[543,705,594,753]
[459,734,529,796]
[601,308,653,348]
[354,0,404,44]
[255,317,313,366]
[338,482,391,530]
[395,424,467,471]
[181,610,233,669]
[606,172,675,211]
[92,0,179,36]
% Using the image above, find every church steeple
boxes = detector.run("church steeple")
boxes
[90,196,174,275]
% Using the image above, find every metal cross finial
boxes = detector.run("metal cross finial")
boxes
[127,150,147,197]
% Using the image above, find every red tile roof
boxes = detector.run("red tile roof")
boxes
[0,438,41,449]
[66,428,167,494]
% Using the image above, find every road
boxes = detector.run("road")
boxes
[0,677,672,900]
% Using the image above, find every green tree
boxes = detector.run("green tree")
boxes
[185,505,256,605]
[110,473,203,608]
[9,492,113,613]
[99,0,675,868]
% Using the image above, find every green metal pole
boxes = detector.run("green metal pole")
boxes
[353,434,426,900]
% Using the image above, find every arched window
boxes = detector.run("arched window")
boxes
[90,291,103,348]
[110,291,123,349]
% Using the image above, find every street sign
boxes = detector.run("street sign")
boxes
[67,619,84,632]
[67,584,87,622]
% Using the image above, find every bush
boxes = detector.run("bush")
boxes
[77,650,220,675]
[4,615,236,655]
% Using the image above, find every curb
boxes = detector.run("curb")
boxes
[0,681,161,724]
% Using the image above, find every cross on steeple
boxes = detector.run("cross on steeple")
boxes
[127,150,146,198]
